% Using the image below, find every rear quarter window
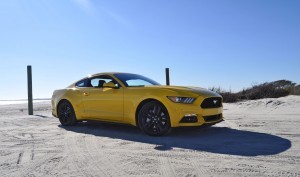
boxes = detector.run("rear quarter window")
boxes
[75,79,87,87]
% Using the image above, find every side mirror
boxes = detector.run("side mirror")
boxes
[103,82,117,88]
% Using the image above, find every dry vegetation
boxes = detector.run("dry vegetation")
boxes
[210,80,300,103]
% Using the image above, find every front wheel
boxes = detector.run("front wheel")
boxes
[138,101,171,136]
[58,101,77,126]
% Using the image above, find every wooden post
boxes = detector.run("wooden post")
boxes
[27,65,33,115]
[165,68,170,86]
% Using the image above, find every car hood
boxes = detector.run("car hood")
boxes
[145,85,221,97]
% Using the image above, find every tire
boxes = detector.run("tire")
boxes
[57,101,77,126]
[138,101,171,136]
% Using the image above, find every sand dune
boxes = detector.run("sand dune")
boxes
[225,95,300,115]
[0,96,299,176]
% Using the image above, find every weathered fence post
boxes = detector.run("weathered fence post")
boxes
[165,68,170,86]
[27,65,33,115]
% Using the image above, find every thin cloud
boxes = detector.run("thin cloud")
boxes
[73,0,95,15]
[102,8,132,28]
[73,0,132,28]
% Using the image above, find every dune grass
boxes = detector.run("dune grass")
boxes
[210,80,300,103]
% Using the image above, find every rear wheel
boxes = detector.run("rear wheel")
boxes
[58,101,77,126]
[138,101,171,136]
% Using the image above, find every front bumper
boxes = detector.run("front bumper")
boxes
[52,112,57,118]
[165,98,224,127]
[51,99,58,118]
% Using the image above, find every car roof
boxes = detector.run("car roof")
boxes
[68,72,130,88]
[88,72,136,78]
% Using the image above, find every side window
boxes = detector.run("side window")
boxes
[75,79,86,87]
[89,75,120,88]
[126,79,153,87]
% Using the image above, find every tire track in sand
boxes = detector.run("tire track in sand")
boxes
[189,155,212,177]
[156,148,177,177]
[3,152,58,177]
[88,136,127,176]
[66,132,109,177]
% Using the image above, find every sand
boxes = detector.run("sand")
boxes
[0,96,299,177]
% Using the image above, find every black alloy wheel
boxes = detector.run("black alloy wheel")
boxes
[138,101,171,136]
[58,101,77,126]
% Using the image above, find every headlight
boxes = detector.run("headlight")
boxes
[167,96,196,104]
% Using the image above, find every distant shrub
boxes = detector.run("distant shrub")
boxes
[290,85,300,95]
[220,92,239,103]
[209,87,239,103]
[242,80,294,100]
[209,80,299,103]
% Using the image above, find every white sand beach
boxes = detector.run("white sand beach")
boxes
[0,96,299,176]
[0,100,50,106]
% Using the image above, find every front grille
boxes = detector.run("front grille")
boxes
[201,97,222,108]
[203,114,222,122]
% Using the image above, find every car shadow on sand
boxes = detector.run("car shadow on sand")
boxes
[59,121,291,157]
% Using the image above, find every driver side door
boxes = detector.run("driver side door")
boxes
[81,75,124,122]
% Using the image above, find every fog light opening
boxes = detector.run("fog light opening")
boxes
[180,114,198,123]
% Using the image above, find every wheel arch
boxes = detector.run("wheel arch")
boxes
[56,98,81,120]
[135,98,170,128]
[56,99,72,114]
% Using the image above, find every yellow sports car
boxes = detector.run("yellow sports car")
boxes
[52,72,223,136]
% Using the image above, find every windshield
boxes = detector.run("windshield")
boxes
[114,73,160,87]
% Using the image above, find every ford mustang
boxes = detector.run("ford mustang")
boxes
[51,72,223,136]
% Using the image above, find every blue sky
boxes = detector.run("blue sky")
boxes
[0,0,299,99]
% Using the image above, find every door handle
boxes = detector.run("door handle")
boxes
[83,92,89,96]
